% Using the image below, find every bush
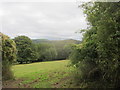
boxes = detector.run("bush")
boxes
[0,33,17,80]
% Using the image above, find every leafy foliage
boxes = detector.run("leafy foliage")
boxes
[14,36,38,63]
[13,36,80,63]
[0,32,17,80]
[35,43,57,61]
[32,39,80,60]
[70,2,120,88]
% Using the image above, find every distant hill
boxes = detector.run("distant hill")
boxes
[32,39,50,43]
[32,39,81,44]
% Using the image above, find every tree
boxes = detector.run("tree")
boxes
[83,2,120,87]
[70,2,120,87]
[45,46,57,61]
[30,43,39,62]
[35,43,57,61]
[0,32,17,80]
[14,36,36,63]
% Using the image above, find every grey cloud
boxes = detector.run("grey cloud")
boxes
[2,2,88,40]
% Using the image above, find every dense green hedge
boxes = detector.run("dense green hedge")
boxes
[70,2,120,88]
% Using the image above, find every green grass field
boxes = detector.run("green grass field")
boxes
[4,60,75,88]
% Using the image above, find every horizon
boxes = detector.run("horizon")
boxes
[31,38,82,41]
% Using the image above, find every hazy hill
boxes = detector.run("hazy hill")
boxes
[32,39,50,43]
[32,39,81,44]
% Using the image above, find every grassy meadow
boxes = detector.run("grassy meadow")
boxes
[2,2,120,88]
[3,60,76,88]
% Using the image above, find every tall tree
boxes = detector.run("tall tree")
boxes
[14,36,35,63]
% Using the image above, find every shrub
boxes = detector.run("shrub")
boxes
[0,33,17,80]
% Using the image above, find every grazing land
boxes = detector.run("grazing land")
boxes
[3,60,76,88]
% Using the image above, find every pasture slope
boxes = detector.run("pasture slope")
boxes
[3,60,76,88]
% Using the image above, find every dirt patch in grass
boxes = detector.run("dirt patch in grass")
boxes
[52,76,71,88]
[3,77,41,88]
[3,79,24,88]
[21,77,41,88]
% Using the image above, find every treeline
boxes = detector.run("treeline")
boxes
[14,36,80,64]
[70,2,120,88]
[12,35,80,64]
[32,39,80,60]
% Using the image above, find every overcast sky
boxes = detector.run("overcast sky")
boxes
[1,0,89,40]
